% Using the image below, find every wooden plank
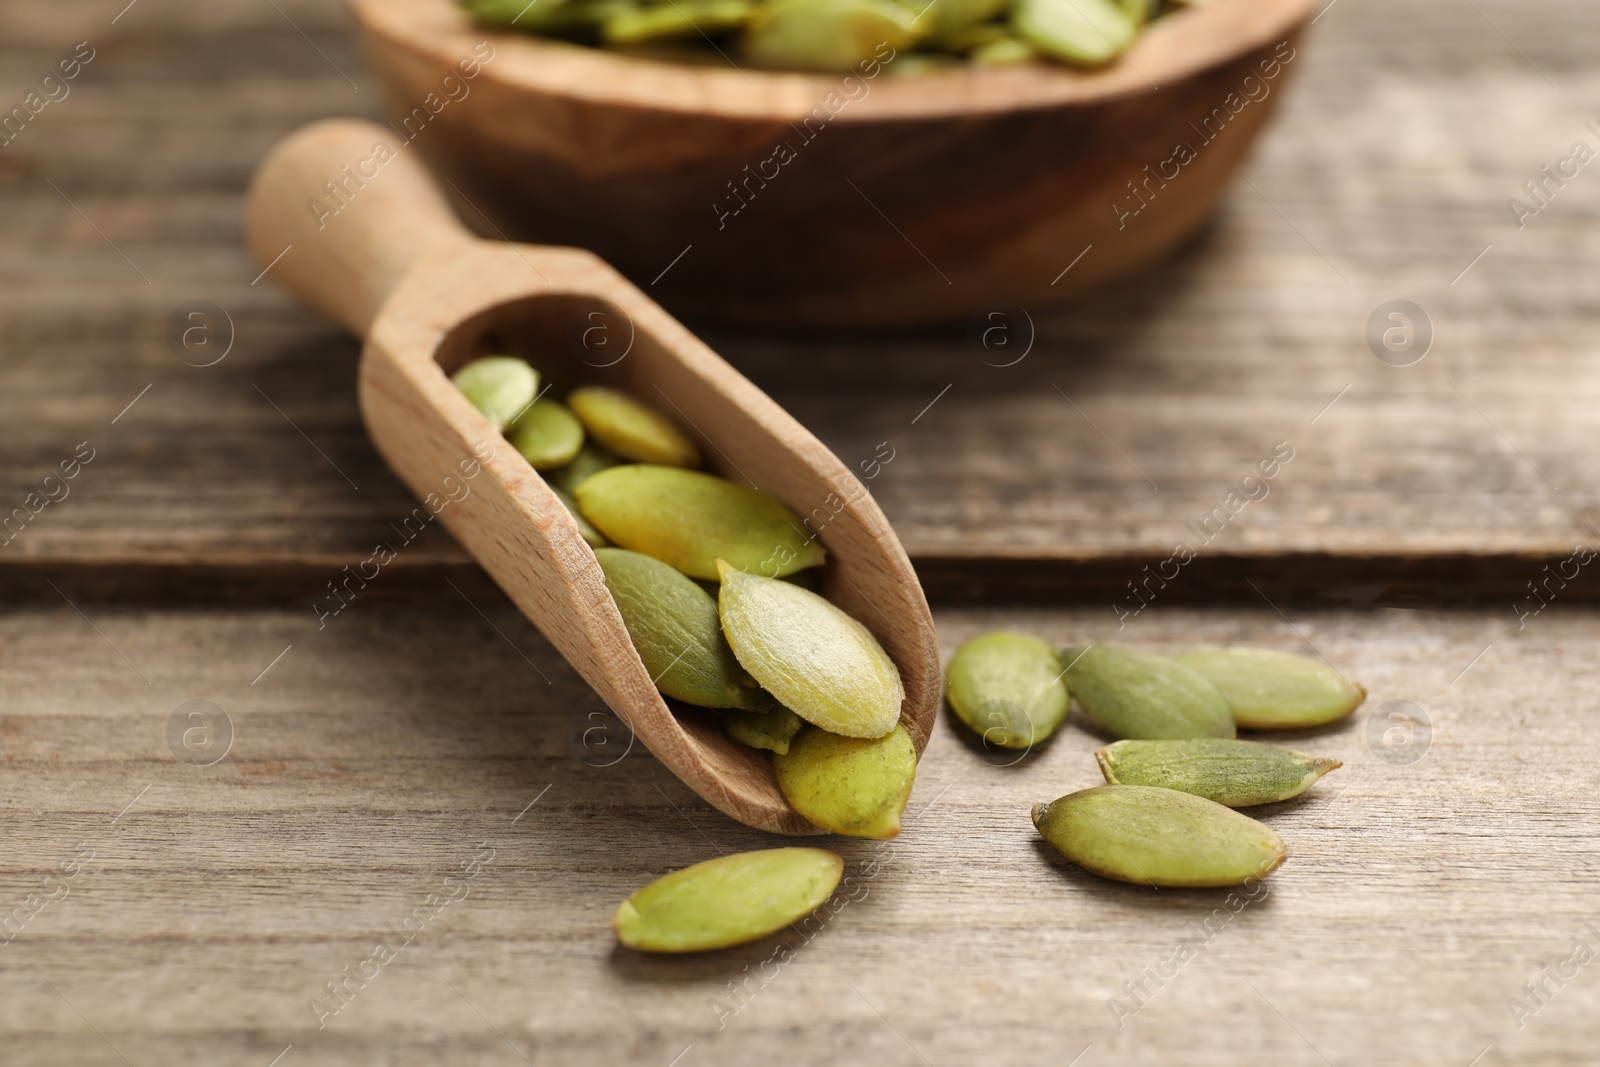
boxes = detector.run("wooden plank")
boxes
[0,599,1594,1063]
[5,0,1600,600]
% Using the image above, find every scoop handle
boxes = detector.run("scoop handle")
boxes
[244,119,476,337]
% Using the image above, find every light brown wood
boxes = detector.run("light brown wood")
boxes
[347,0,1318,327]
[4,600,1599,1064]
[243,120,939,835]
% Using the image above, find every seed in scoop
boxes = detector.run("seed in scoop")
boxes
[1064,646,1235,740]
[450,356,537,431]
[549,441,622,495]
[722,704,806,755]
[1171,648,1367,730]
[595,548,764,711]
[613,847,843,953]
[1096,738,1342,807]
[1032,784,1287,887]
[945,630,1069,749]
[568,385,701,468]
[508,398,585,470]
[603,0,754,43]
[774,724,917,839]
[718,561,901,738]
[577,466,825,580]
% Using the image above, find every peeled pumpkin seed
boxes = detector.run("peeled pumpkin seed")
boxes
[742,0,924,72]
[613,847,843,953]
[576,466,825,580]
[508,398,585,470]
[1096,738,1342,807]
[554,487,609,548]
[451,356,537,431]
[1032,784,1287,887]
[603,0,754,42]
[723,704,806,754]
[549,441,621,495]
[774,724,916,838]
[567,385,701,468]
[945,630,1068,749]
[1172,648,1367,730]
[933,21,1012,51]
[1064,646,1235,740]
[1012,0,1136,66]
[718,561,902,739]
[595,548,766,711]
[969,35,1035,64]
[910,0,1011,34]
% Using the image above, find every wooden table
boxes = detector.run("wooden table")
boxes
[3,0,1599,1063]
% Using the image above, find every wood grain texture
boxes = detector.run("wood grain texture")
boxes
[1,599,1596,1064]
[239,119,940,833]
[4,0,1600,598]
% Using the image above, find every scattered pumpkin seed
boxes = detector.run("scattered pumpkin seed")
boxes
[1064,646,1235,740]
[774,724,917,838]
[576,466,825,580]
[595,548,767,711]
[508,398,585,470]
[554,487,609,548]
[945,630,1068,749]
[1032,784,1287,887]
[718,561,902,738]
[613,847,843,952]
[1171,648,1367,730]
[723,704,806,754]
[1012,0,1136,66]
[567,385,701,468]
[742,0,924,71]
[1096,738,1342,807]
[548,441,622,495]
[450,356,537,431]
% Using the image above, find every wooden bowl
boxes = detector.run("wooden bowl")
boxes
[346,0,1318,328]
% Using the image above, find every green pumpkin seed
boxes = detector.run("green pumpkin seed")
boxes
[743,0,924,72]
[909,0,1010,34]
[508,398,585,470]
[613,847,843,953]
[553,487,609,548]
[1012,0,1136,66]
[450,356,537,431]
[1171,648,1367,730]
[774,724,916,838]
[931,21,1011,51]
[576,466,825,580]
[595,548,767,711]
[718,561,902,738]
[945,631,1068,749]
[548,441,622,495]
[1032,784,1287,887]
[1096,738,1342,807]
[567,385,701,468]
[603,0,754,43]
[723,704,806,755]
[1064,646,1235,740]
[969,35,1035,65]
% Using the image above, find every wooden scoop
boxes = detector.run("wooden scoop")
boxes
[244,119,940,834]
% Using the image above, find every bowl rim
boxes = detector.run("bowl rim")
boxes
[348,0,1320,121]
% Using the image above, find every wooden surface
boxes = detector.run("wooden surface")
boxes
[5,0,1600,1062]
[4,602,1598,1066]
[6,0,1600,600]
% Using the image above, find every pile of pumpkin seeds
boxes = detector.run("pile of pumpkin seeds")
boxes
[461,0,1192,73]
[451,356,917,841]
[948,633,1362,887]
